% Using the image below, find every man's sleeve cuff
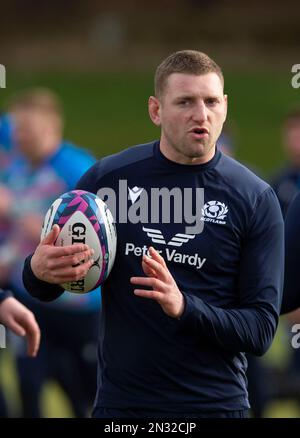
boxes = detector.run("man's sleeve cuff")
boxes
[23,254,65,301]
[0,289,13,303]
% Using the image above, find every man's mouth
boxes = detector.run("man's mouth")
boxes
[189,127,209,137]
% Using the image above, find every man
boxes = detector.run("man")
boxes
[281,191,300,314]
[0,289,40,357]
[271,109,300,404]
[272,108,300,217]
[272,110,300,312]
[0,88,100,417]
[23,50,284,418]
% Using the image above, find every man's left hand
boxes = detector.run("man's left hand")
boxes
[130,247,185,318]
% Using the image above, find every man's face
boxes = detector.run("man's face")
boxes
[149,72,227,164]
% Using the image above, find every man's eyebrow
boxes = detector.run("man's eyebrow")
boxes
[205,95,222,100]
[174,95,195,101]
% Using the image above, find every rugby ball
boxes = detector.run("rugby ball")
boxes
[41,190,117,293]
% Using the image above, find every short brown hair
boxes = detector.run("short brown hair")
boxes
[155,50,224,98]
[6,87,63,118]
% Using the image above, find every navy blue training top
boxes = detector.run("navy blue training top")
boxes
[281,191,300,314]
[23,141,284,413]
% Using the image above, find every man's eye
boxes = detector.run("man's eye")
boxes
[206,99,218,106]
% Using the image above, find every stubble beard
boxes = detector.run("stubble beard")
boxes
[162,128,216,162]
[177,135,215,160]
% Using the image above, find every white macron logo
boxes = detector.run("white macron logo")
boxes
[142,227,195,247]
[201,200,228,225]
[128,186,144,204]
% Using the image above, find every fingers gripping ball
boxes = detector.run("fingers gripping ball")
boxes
[41,190,117,293]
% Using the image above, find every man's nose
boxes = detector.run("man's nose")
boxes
[192,101,207,123]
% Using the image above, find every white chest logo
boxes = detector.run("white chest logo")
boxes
[201,201,228,225]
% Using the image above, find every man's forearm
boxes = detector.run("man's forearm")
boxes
[177,292,278,356]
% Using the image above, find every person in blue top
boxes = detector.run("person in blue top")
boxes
[23,51,284,418]
[0,88,101,417]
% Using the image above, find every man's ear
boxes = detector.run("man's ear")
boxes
[223,94,228,123]
[148,96,161,126]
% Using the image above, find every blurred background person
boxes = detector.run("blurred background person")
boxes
[272,108,300,217]
[0,288,40,417]
[0,112,18,417]
[0,289,40,358]
[270,108,300,411]
[0,88,101,417]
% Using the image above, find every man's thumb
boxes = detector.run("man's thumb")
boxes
[41,224,60,245]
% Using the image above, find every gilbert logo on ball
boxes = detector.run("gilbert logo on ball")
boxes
[41,190,117,293]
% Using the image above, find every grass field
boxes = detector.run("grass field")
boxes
[1,70,300,417]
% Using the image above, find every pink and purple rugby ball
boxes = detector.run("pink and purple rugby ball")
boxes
[41,190,117,293]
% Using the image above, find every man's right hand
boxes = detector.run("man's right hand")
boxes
[31,224,94,284]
